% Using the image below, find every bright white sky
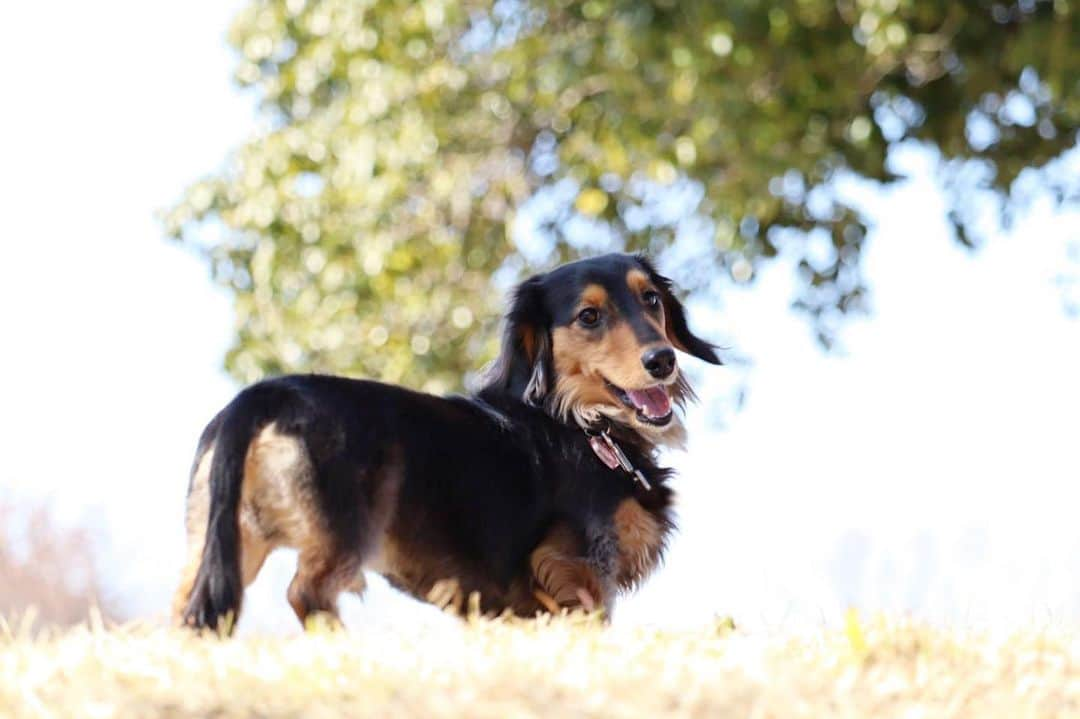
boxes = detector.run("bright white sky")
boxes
[1,1,1079,635]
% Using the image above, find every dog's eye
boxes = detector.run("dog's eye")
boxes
[643,290,661,310]
[578,307,601,327]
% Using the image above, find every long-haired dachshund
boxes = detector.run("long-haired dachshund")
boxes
[174,253,720,630]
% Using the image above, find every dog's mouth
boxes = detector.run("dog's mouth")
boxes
[603,378,674,427]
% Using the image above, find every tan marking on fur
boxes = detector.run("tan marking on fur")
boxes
[626,269,672,344]
[287,544,347,627]
[239,534,272,586]
[550,373,616,425]
[520,324,537,364]
[552,322,645,391]
[532,588,561,614]
[625,268,652,294]
[171,447,214,624]
[555,277,668,392]
[267,437,402,627]
[580,283,608,309]
[613,499,665,590]
[221,423,342,628]
[285,531,367,627]
[244,425,359,626]
[529,524,604,610]
[548,271,691,441]
[241,423,323,548]
[426,578,465,613]
[628,268,696,358]
[551,319,679,436]
[172,426,312,626]
[175,425,402,629]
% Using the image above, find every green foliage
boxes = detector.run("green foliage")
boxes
[165,0,1080,389]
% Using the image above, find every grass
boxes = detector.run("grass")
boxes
[2,610,1079,718]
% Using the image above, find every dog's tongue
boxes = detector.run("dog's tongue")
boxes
[627,387,671,418]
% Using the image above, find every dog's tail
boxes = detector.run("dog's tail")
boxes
[181,384,283,633]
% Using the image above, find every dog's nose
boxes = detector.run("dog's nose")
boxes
[642,347,676,379]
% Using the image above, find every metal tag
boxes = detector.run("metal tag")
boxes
[589,435,621,470]
[590,431,652,491]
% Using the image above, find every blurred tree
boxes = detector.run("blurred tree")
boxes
[165,0,1080,391]
[0,500,117,628]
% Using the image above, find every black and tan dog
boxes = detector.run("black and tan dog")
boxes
[174,253,720,630]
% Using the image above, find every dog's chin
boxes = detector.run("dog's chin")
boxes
[593,404,687,450]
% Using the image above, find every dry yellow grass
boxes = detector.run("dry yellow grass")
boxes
[2,611,1079,718]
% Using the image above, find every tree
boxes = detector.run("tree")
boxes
[165,0,1080,391]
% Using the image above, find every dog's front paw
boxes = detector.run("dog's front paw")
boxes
[547,568,603,612]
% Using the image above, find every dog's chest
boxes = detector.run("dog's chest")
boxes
[609,497,668,589]
[562,448,672,592]
[581,493,669,592]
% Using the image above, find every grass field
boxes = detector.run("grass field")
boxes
[2,611,1079,718]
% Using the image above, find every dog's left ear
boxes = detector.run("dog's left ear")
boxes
[490,274,554,404]
[637,255,722,365]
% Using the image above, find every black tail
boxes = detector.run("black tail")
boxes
[182,385,282,632]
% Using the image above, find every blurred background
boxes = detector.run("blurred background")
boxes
[1,0,1078,634]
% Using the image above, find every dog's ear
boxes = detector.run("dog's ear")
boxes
[637,255,722,365]
[488,275,553,404]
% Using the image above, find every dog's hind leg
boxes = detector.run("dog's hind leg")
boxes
[286,542,363,628]
[238,524,272,587]
[285,451,402,629]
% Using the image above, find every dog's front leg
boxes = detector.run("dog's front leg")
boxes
[529,523,606,613]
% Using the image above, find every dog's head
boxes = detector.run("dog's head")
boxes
[486,253,720,445]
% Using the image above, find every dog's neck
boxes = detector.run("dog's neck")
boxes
[473,385,674,493]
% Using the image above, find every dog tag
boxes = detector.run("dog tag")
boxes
[589,432,653,491]
[589,435,621,470]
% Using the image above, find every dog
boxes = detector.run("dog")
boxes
[173,252,720,631]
